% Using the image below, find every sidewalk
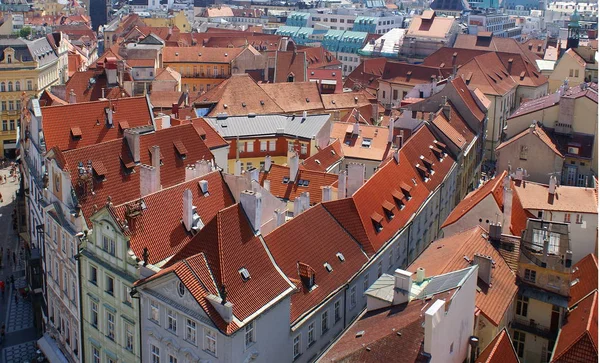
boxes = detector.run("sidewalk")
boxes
[0,168,39,363]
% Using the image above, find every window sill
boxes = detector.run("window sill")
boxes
[184,339,197,346]
[308,341,316,348]
[106,335,115,342]
[293,353,302,361]
[203,349,217,358]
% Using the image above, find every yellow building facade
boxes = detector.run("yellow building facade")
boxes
[0,37,63,157]
[141,11,191,32]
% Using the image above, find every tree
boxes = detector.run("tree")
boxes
[19,27,31,39]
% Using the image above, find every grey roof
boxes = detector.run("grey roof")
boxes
[364,274,395,303]
[205,114,331,139]
[0,37,58,68]
[416,267,473,299]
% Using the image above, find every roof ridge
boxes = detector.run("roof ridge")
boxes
[41,94,147,108]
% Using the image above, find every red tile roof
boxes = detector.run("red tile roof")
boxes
[451,76,486,122]
[264,204,369,323]
[163,46,243,63]
[475,329,519,363]
[344,57,387,92]
[258,82,324,113]
[442,171,506,229]
[551,291,598,363]
[297,45,341,69]
[149,91,184,109]
[60,70,128,103]
[165,204,293,329]
[300,139,344,172]
[454,34,540,65]
[59,124,214,224]
[273,50,307,83]
[259,164,338,205]
[170,117,229,150]
[512,180,598,214]
[41,96,153,151]
[325,126,455,255]
[569,254,598,308]
[409,226,518,326]
[456,52,517,96]
[431,102,476,149]
[380,61,452,86]
[329,122,391,162]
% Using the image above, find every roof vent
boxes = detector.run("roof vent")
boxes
[239,267,250,281]
[223,104,228,109]
[260,100,265,105]
[324,262,333,273]
[355,331,364,338]
[336,252,345,262]
[175,52,179,56]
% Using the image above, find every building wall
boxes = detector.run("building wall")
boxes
[163,61,231,93]
[496,130,564,184]
[81,210,141,363]
[511,296,555,363]
[549,55,586,92]
[442,195,502,237]
[226,136,317,171]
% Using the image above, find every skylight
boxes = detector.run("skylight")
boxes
[239,268,251,282]
[324,262,333,273]
[336,252,345,262]
[361,138,372,148]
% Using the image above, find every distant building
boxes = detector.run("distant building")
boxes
[467,12,522,39]
[399,11,460,61]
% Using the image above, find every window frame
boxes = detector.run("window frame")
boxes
[185,318,196,344]
[204,327,217,356]
[244,321,256,349]
[106,310,115,341]
[321,310,329,335]
[167,309,177,334]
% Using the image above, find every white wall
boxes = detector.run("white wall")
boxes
[442,195,502,237]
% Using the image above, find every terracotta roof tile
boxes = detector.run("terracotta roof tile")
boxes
[344,57,386,92]
[258,82,324,113]
[300,139,344,172]
[259,164,338,205]
[111,171,234,265]
[451,76,486,122]
[454,34,540,64]
[380,61,452,86]
[551,291,598,362]
[149,91,184,109]
[406,11,456,39]
[169,117,229,150]
[41,96,152,151]
[264,204,368,323]
[409,226,518,326]
[298,45,341,69]
[330,122,390,162]
[442,171,506,228]
[569,254,598,308]
[475,329,519,363]
[512,180,598,214]
[59,70,127,103]
[497,124,563,157]
[163,46,243,63]
[273,50,307,83]
[167,204,293,323]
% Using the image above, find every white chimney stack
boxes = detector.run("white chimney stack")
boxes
[161,115,170,129]
[392,269,412,305]
[182,189,193,231]
[151,145,161,189]
[274,209,285,227]
[124,129,140,163]
[140,164,159,196]
[473,254,493,286]
[69,89,76,104]
[263,179,270,192]
[234,160,242,176]
[347,163,365,196]
[415,267,425,283]
[352,122,360,136]
[289,153,299,181]
[322,185,333,202]
[388,118,394,143]
[240,190,263,234]
[338,170,347,199]
[549,175,557,195]
[264,155,272,171]
[248,167,259,182]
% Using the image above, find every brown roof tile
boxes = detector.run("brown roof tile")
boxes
[259,164,338,205]
[475,329,519,363]
[258,82,324,113]
[512,180,598,214]
[330,122,390,162]
[300,139,344,172]
[496,124,563,157]
[552,291,598,362]
[569,254,598,308]
[273,50,307,83]
[163,46,243,63]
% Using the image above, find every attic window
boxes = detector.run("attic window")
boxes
[297,179,310,187]
[519,71,526,80]
[324,262,333,273]
[371,212,384,233]
[306,98,310,103]
[260,100,265,105]
[400,182,412,199]
[391,189,405,209]
[382,200,395,220]
[361,138,372,148]
[336,252,345,262]
[283,176,290,184]
[92,161,107,179]
[242,102,246,108]
[239,268,251,282]
[173,140,187,159]
[70,127,82,140]
[465,72,473,85]
[416,164,430,181]
[315,159,321,165]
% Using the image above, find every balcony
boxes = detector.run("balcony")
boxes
[511,317,556,340]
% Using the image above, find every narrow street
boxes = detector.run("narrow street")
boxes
[0,167,38,363]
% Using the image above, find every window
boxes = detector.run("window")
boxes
[246,141,254,153]
[308,322,315,346]
[361,138,372,148]
[382,90,386,99]
[167,309,177,333]
[27,80,32,90]
[124,285,132,305]
[568,146,579,155]
[205,328,217,355]
[516,295,529,317]
[90,301,98,328]
[575,69,579,77]
[150,301,159,324]
[185,318,196,343]
[168,356,177,363]
[1,120,5,131]
[334,300,341,323]
[350,286,356,307]
[524,269,536,283]
[363,274,369,292]
[1,101,5,111]
[1,82,5,92]
[151,344,160,363]
[377,262,383,277]
[564,213,571,223]
[293,334,301,358]
[519,145,528,160]
[260,141,267,152]
[288,141,295,152]
[268,140,276,151]
[92,346,100,363]
[61,233,66,253]
[102,235,116,256]
[513,331,526,358]
[125,323,134,352]
[107,311,115,340]
[576,214,583,224]
[301,143,308,155]
[569,69,574,77]
[392,89,398,100]
[8,82,12,92]
[8,101,13,110]
[321,310,329,334]
[105,275,114,295]
[15,81,19,91]
[90,265,97,285]
[245,321,255,348]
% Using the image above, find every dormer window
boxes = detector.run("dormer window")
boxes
[324,262,333,273]
[400,182,412,200]
[7,54,11,63]
[173,140,187,159]
[298,262,317,291]
[287,73,295,82]
[336,252,345,262]
[382,200,395,220]
[239,267,251,282]
[392,189,405,209]
[371,212,384,233]
[70,127,82,140]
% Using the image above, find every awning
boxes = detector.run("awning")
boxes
[37,333,69,363]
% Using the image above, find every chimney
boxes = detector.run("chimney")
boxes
[393,149,399,163]
[352,121,360,136]
[347,163,365,196]
[151,145,161,187]
[124,129,140,163]
[428,112,434,122]
[548,175,557,195]
[264,178,271,192]
[473,254,493,286]
[161,115,170,129]
[69,89,76,104]
[489,223,502,241]
[264,155,272,171]
[322,185,333,202]
[338,170,347,199]
[452,52,458,75]
[172,103,179,118]
[140,164,159,196]
[415,267,425,283]
[248,167,259,182]
[105,107,114,127]
[195,159,211,177]
[185,165,196,181]
[388,118,394,143]
[507,58,514,73]
[529,122,535,133]
[424,299,446,356]
[240,190,262,233]
[234,160,242,176]
[293,192,310,216]
[274,208,285,227]
[392,269,412,305]
[372,102,379,124]
[289,153,299,181]
[182,188,194,231]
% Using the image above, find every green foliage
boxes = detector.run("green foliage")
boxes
[19,27,31,38]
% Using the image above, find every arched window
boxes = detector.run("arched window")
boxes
[15,81,20,91]
[8,82,13,92]
[0,82,5,92]
[7,54,11,63]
